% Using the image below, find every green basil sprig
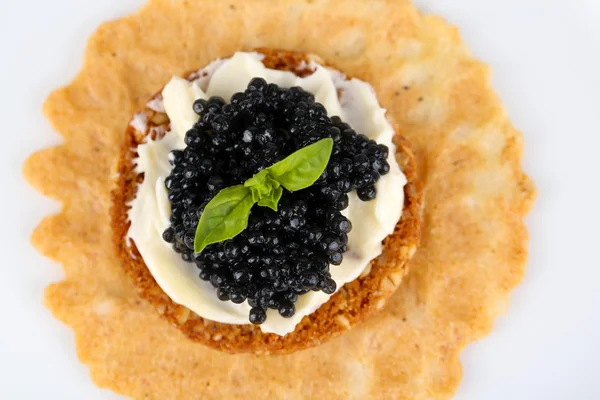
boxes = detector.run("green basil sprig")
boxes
[193,185,255,254]
[243,169,283,211]
[193,138,333,253]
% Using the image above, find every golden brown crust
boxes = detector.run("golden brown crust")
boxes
[110,48,423,355]
[24,1,536,398]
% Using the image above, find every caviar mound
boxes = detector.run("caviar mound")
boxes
[165,78,391,324]
[110,48,423,355]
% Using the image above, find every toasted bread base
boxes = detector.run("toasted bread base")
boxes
[110,48,423,355]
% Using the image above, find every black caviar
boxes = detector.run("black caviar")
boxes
[162,78,389,323]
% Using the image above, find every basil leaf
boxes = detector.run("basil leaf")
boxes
[248,186,261,203]
[268,138,333,191]
[193,185,255,253]
[257,186,283,211]
[244,169,270,190]
[245,169,280,203]
[193,139,334,251]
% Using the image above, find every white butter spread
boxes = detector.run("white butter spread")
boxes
[127,52,406,336]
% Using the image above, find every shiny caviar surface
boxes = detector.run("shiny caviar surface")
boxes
[162,78,390,323]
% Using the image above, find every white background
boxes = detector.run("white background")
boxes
[0,0,599,398]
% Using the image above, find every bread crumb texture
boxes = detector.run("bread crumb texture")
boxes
[23,0,535,399]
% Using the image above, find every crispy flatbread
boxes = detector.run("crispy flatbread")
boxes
[23,0,535,398]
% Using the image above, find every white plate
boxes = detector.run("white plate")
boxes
[1,0,599,398]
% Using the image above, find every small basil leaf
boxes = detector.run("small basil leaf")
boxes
[257,186,283,211]
[245,169,281,206]
[249,186,261,203]
[268,138,333,191]
[193,185,255,253]
[244,169,270,189]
